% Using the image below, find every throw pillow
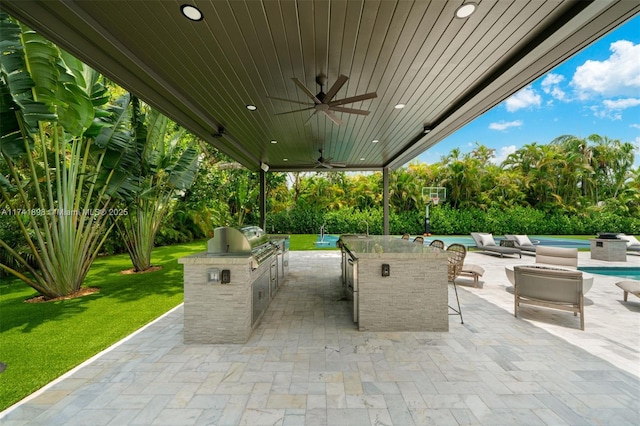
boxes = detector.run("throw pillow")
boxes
[480,233,495,246]
[515,235,533,246]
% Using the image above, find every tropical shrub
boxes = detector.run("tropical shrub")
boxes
[0,14,132,298]
[115,98,199,272]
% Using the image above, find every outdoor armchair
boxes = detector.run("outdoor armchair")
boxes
[513,265,585,330]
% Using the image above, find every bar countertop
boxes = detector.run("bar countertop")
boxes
[339,235,444,258]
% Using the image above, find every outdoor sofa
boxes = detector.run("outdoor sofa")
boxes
[470,232,521,258]
[504,234,537,254]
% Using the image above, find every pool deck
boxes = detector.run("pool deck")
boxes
[1,250,639,425]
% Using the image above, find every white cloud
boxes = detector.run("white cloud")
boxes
[489,120,523,131]
[542,73,565,87]
[603,98,640,110]
[541,73,567,101]
[505,86,542,112]
[631,123,640,129]
[492,145,517,164]
[571,40,640,99]
[590,97,640,120]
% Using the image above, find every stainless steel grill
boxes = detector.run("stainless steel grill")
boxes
[208,226,278,269]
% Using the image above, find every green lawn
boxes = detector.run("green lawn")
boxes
[0,240,204,411]
[288,234,339,250]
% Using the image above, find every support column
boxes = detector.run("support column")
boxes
[383,167,389,235]
[259,169,266,231]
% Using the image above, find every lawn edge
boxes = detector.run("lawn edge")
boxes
[0,303,184,419]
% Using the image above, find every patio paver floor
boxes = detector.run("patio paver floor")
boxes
[1,250,639,425]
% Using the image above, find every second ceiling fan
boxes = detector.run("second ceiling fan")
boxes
[268,74,377,125]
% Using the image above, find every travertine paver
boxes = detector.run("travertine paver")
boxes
[1,250,639,425]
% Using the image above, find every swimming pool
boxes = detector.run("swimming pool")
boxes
[422,235,591,249]
[577,267,640,280]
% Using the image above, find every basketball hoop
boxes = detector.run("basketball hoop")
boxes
[421,186,446,235]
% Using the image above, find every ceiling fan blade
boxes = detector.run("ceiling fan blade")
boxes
[330,106,370,116]
[266,95,314,106]
[329,92,377,107]
[304,110,318,125]
[323,74,348,103]
[330,162,346,167]
[323,110,342,126]
[292,78,321,104]
[274,106,316,115]
[319,162,333,169]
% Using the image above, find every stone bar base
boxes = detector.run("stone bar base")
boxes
[179,254,255,344]
[590,239,626,262]
[357,254,448,332]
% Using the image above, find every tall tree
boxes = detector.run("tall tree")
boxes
[0,14,132,298]
[116,98,199,272]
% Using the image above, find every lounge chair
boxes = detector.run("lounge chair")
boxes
[617,234,640,255]
[504,234,536,254]
[615,280,640,302]
[459,264,485,288]
[470,232,521,258]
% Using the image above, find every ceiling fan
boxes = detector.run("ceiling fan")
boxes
[268,74,377,125]
[313,149,346,169]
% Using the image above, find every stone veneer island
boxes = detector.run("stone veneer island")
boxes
[339,235,449,332]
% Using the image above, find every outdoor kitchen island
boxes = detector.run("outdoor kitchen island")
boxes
[339,235,449,332]
[179,226,288,344]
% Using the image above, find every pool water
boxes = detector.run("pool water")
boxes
[314,234,340,248]
[577,267,640,280]
[422,235,591,249]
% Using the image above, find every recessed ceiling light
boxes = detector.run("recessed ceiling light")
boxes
[181,4,203,21]
[270,140,277,144]
[372,139,379,143]
[360,158,365,161]
[246,104,257,111]
[455,3,477,19]
[394,103,406,109]
[283,158,288,161]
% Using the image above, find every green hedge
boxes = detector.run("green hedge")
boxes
[267,205,640,236]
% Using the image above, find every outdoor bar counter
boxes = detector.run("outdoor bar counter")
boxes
[339,235,449,332]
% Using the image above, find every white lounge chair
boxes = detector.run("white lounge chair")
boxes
[617,234,640,255]
[504,234,536,254]
[470,232,521,258]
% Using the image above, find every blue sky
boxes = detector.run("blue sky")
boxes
[414,15,640,167]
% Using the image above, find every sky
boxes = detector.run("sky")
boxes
[414,15,640,167]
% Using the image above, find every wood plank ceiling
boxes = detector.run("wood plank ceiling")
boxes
[2,1,638,171]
